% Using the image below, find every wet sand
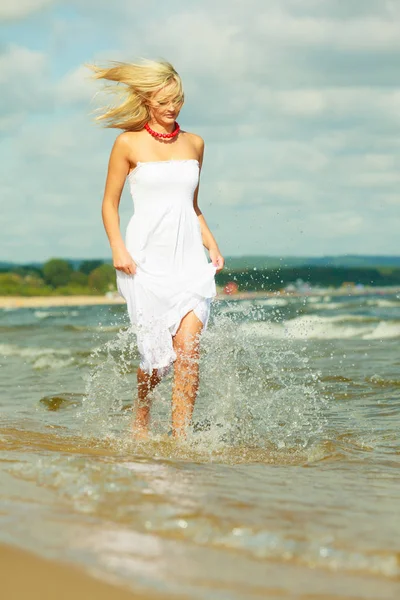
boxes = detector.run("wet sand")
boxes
[1,544,167,600]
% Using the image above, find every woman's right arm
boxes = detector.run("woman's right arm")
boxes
[101,134,136,275]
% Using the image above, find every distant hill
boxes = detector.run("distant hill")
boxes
[2,255,400,271]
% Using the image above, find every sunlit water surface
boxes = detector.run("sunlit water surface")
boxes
[1,292,400,599]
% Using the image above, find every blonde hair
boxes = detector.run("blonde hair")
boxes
[86,58,184,131]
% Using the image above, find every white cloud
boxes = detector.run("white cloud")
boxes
[2,0,400,260]
[0,0,54,21]
[56,64,94,106]
[254,12,400,51]
[311,212,366,238]
[0,45,51,124]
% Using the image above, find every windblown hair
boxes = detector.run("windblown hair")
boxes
[86,58,184,131]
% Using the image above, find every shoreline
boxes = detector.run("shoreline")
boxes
[0,286,399,309]
[1,543,164,600]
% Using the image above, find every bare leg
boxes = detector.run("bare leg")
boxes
[133,367,162,439]
[172,310,204,439]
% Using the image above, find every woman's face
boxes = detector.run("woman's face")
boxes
[149,83,184,125]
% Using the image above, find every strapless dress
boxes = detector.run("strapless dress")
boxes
[116,159,217,376]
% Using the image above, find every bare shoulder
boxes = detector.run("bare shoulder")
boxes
[183,132,204,164]
[185,131,205,151]
[110,131,142,168]
[114,130,140,150]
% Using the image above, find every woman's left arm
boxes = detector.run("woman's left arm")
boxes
[193,135,225,273]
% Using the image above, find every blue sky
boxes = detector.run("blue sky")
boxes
[1,0,400,263]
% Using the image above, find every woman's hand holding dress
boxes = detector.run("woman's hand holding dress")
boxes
[209,247,224,274]
[113,246,137,275]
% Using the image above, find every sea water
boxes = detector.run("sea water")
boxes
[1,292,400,598]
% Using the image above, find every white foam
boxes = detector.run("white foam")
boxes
[240,314,400,340]
[255,298,288,307]
[311,302,342,310]
[366,299,400,308]
[0,343,74,368]
[32,355,74,370]
[219,301,253,314]
[34,309,79,319]
[363,321,400,340]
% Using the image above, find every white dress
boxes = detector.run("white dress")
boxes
[116,159,217,376]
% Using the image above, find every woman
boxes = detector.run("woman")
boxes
[89,58,224,440]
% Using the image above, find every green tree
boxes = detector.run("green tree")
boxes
[88,264,116,293]
[0,272,22,294]
[70,271,89,286]
[13,264,43,278]
[42,259,73,288]
[79,259,104,275]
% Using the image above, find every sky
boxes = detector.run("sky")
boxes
[1,0,400,263]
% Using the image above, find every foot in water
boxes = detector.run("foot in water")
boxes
[132,425,149,441]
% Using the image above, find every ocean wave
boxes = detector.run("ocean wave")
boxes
[240,314,400,340]
[309,302,343,310]
[362,321,400,340]
[211,527,399,578]
[0,343,75,369]
[255,297,289,307]
[304,296,322,304]
[366,299,400,308]
[34,310,79,319]
[63,324,124,332]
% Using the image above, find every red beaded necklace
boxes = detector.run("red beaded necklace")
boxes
[145,121,180,139]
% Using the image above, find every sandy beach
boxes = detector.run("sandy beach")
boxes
[1,286,399,309]
[0,294,126,309]
[1,544,168,600]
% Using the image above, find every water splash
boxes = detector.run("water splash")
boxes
[77,324,138,437]
[77,301,331,461]
[195,305,330,451]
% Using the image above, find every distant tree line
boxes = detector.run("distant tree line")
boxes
[1,260,400,296]
[0,259,116,296]
[215,266,400,291]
